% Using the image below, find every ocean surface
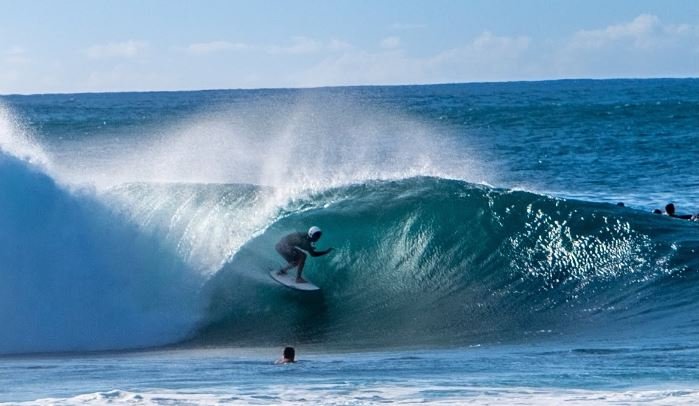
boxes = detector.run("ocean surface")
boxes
[1,79,698,404]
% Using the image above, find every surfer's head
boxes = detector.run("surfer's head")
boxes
[308,226,322,242]
[665,203,676,215]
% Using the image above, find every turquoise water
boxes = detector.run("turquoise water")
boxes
[1,79,698,403]
[2,342,698,404]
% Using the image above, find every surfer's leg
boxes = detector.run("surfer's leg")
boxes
[277,245,299,275]
[295,254,307,283]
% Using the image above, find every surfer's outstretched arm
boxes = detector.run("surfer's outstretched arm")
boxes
[309,247,333,257]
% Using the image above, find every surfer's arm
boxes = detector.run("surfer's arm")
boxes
[309,247,333,257]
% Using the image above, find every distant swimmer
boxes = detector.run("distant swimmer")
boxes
[275,346,296,364]
[663,203,696,220]
[275,226,333,283]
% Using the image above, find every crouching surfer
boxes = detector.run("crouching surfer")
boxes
[275,226,333,283]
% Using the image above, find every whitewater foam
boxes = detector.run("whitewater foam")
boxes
[13,387,699,406]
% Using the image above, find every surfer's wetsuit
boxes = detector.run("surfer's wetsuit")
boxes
[275,232,331,263]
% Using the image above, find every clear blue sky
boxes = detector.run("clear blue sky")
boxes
[1,0,697,94]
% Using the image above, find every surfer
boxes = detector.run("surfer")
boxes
[663,203,696,220]
[275,226,333,283]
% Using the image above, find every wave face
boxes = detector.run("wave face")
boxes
[1,157,697,354]
[200,177,699,348]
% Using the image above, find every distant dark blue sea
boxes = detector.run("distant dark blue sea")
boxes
[1,79,698,404]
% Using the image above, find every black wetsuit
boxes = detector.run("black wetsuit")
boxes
[275,232,331,263]
[670,214,695,220]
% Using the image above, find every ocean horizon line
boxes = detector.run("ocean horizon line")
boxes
[2,76,697,97]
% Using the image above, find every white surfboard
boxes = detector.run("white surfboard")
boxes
[269,270,320,291]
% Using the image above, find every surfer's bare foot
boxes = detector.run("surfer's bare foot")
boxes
[277,270,287,275]
[296,277,307,283]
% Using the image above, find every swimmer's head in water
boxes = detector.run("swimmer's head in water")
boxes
[283,346,295,361]
[308,226,322,242]
[665,203,676,215]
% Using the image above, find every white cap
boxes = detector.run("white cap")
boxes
[308,226,322,239]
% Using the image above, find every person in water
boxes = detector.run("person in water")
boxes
[276,226,333,283]
[663,203,696,220]
[275,346,296,364]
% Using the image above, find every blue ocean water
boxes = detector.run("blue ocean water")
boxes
[1,79,698,404]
